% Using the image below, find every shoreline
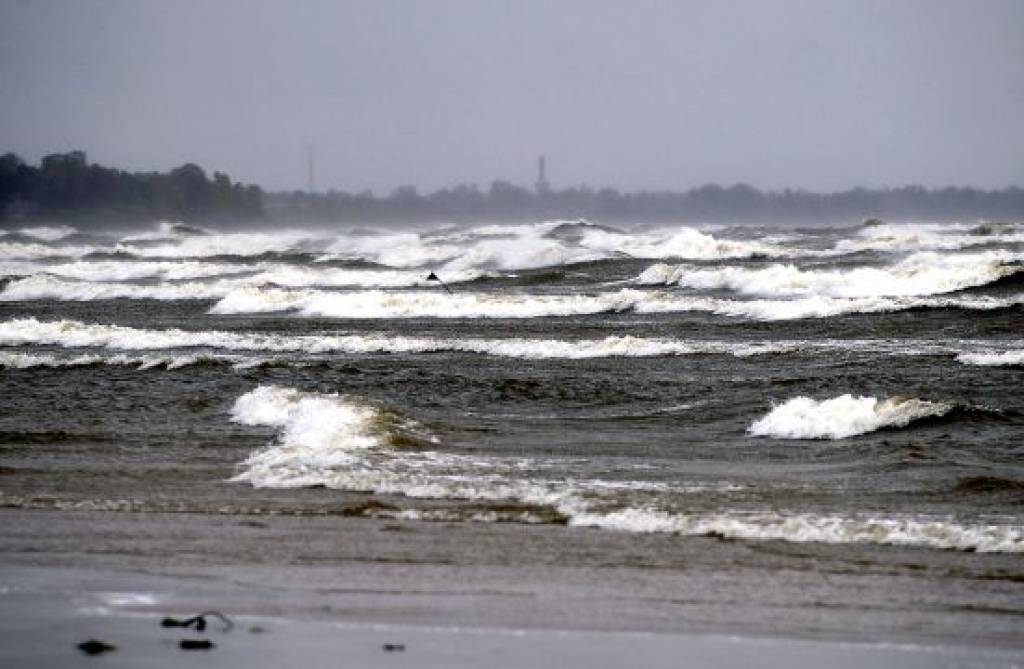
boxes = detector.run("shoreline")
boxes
[2,507,1023,654]
[2,565,1024,669]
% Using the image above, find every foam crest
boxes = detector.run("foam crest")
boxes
[581,226,783,260]
[209,283,1024,320]
[748,395,953,439]
[249,265,485,288]
[210,286,645,318]
[1,274,238,301]
[570,509,1023,552]
[1,257,485,291]
[118,221,211,242]
[834,222,1024,254]
[0,317,804,359]
[115,230,319,258]
[957,350,1024,367]
[5,259,260,283]
[228,386,1022,553]
[0,350,230,370]
[16,225,78,242]
[317,221,787,270]
[637,251,1022,298]
[230,386,434,485]
[0,240,101,260]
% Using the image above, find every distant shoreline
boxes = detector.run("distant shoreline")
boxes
[4,151,1024,228]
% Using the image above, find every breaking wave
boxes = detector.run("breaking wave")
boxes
[0,317,823,359]
[229,386,1023,552]
[13,225,79,242]
[0,350,233,370]
[832,222,1024,255]
[956,350,1024,367]
[748,395,954,439]
[0,270,487,303]
[0,274,239,301]
[637,251,1022,298]
[206,285,1024,320]
[569,509,1023,552]
[3,220,789,268]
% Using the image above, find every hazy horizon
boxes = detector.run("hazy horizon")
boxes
[2,0,1023,194]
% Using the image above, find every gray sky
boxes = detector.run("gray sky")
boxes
[2,0,1022,193]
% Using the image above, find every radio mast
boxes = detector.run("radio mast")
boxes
[307,145,315,194]
[535,154,550,193]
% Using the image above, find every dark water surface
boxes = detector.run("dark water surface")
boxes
[2,220,1023,630]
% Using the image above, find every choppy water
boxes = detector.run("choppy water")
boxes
[1,219,1023,553]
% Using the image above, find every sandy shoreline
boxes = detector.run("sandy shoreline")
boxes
[5,595,1024,669]
[2,506,1024,666]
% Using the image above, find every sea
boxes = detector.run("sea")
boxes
[1,218,1022,556]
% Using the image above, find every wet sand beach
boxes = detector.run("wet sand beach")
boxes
[2,507,1024,667]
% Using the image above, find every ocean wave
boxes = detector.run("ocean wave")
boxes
[748,395,954,439]
[9,317,1019,365]
[0,350,239,370]
[115,229,322,259]
[320,222,789,270]
[0,274,238,301]
[5,221,1022,270]
[833,222,1024,254]
[956,350,1024,367]
[228,386,1022,552]
[6,220,791,270]
[14,225,79,242]
[118,221,210,242]
[0,258,486,289]
[0,259,262,283]
[4,261,1021,319]
[0,317,809,359]
[209,284,1024,320]
[637,251,1022,298]
[0,240,102,260]
[569,508,1023,553]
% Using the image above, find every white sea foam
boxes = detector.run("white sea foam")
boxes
[247,264,485,288]
[748,395,953,439]
[16,225,78,242]
[956,350,1024,367]
[115,230,320,258]
[229,386,1022,552]
[569,508,1024,553]
[0,274,240,301]
[637,251,1021,298]
[118,221,210,242]
[0,350,232,370]
[0,351,106,368]
[0,259,484,289]
[0,317,809,359]
[4,221,1019,270]
[0,240,101,260]
[208,284,1024,320]
[833,222,1024,254]
[210,285,648,318]
[578,225,784,260]
[106,221,787,270]
[1,259,261,283]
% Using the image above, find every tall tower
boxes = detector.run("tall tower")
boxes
[307,145,315,194]
[535,154,550,193]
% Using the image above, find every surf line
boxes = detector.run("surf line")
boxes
[426,271,453,295]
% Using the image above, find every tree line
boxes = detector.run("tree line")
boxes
[4,151,1024,226]
[272,181,1024,225]
[0,151,262,224]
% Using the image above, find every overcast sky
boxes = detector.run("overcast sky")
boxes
[2,0,1022,193]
